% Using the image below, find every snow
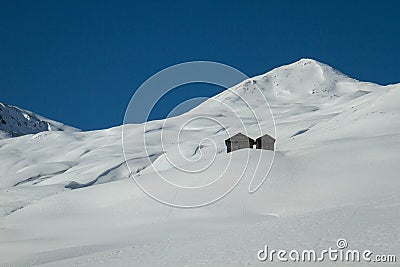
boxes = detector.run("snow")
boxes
[0,103,79,139]
[0,59,399,266]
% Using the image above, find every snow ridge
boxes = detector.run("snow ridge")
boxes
[0,103,79,139]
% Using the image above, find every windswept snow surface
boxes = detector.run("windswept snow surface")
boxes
[0,59,399,266]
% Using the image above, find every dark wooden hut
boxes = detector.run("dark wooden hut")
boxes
[255,134,275,151]
[224,133,254,153]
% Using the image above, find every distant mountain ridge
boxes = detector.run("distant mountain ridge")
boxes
[0,102,79,139]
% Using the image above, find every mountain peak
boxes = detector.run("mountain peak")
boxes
[297,58,322,64]
[285,58,342,73]
[0,102,79,139]
[222,59,360,101]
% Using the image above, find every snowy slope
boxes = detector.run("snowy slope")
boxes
[0,59,399,266]
[0,103,79,139]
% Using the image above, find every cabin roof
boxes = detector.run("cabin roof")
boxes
[256,133,275,141]
[225,132,253,142]
[225,132,275,142]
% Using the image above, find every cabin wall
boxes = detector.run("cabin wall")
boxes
[226,137,254,153]
[256,137,275,151]
[230,140,252,152]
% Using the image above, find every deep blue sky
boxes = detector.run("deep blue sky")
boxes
[1,1,399,130]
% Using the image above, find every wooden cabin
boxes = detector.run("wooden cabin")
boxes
[225,132,275,153]
[224,133,254,153]
[255,134,275,151]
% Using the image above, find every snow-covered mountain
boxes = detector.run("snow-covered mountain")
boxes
[0,59,399,266]
[0,103,79,139]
